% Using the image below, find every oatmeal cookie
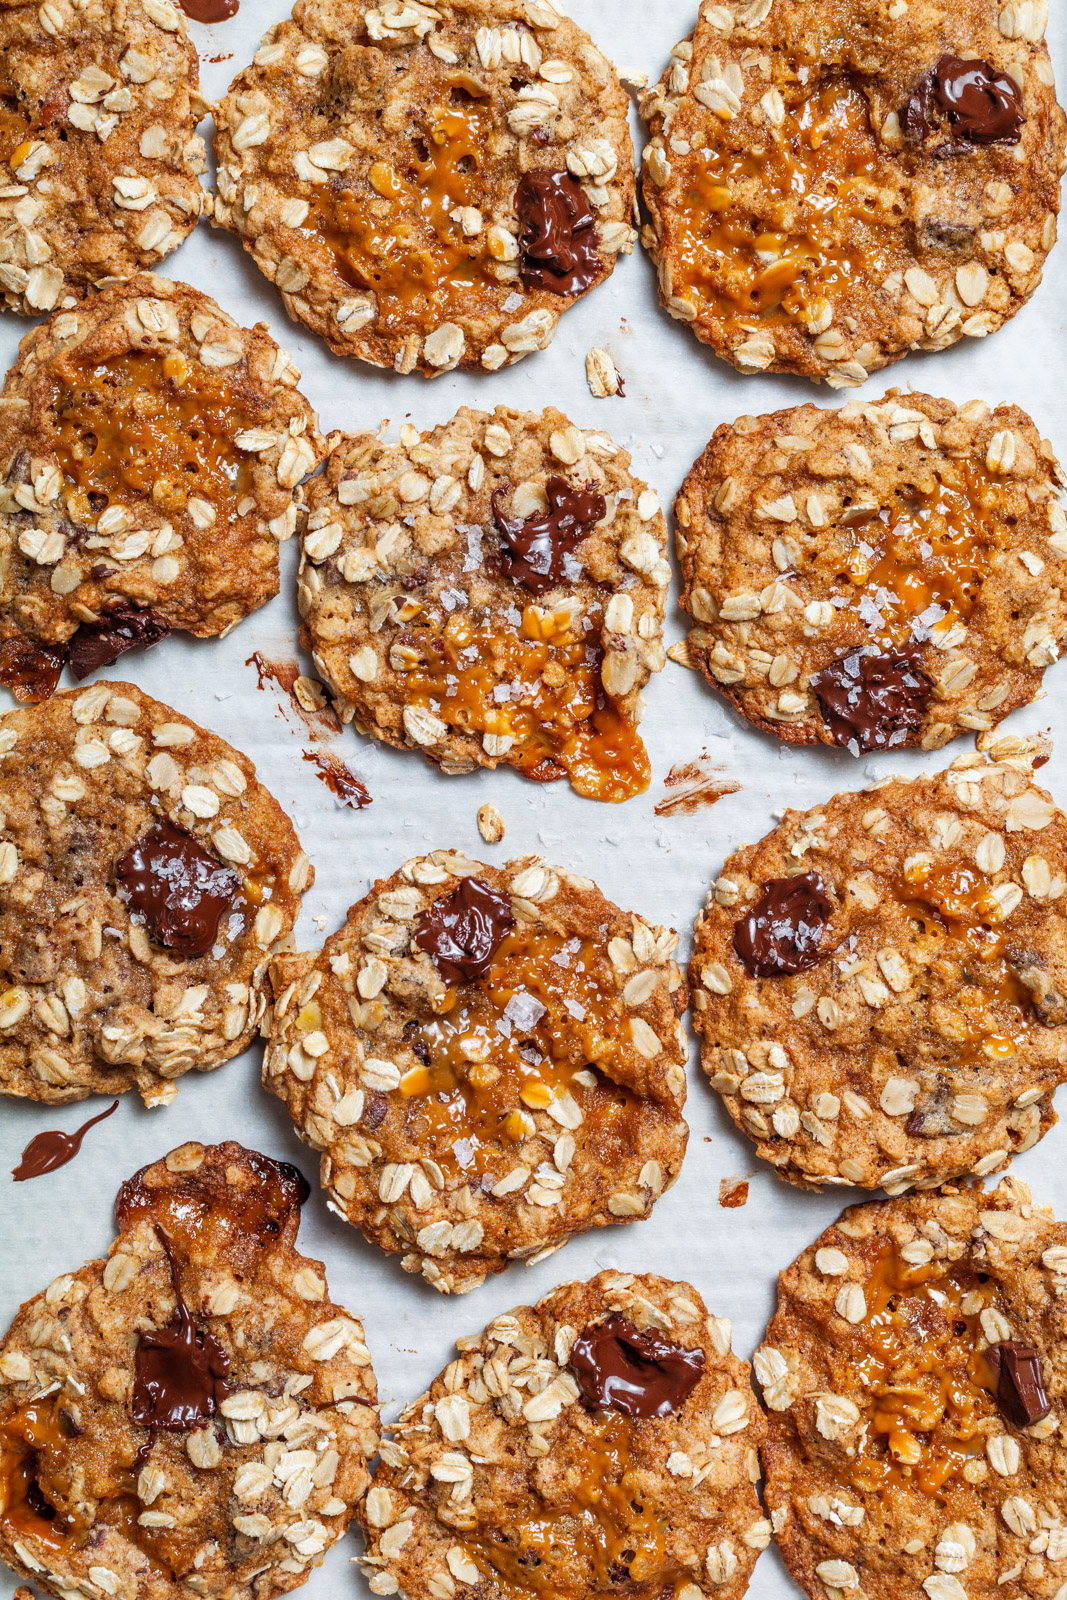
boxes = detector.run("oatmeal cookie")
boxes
[758,1177,1067,1600]
[357,1270,766,1599]
[0,0,207,317]
[0,1140,379,1600]
[689,736,1067,1193]
[298,406,669,804]
[264,850,689,1295]
[676,393,1067,753]
[211,0,636,376]
[639,0,1066,386]
[0,680,312,1106]
[0,276,324,702]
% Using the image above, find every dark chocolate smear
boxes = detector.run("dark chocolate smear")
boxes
[413,876,514,983]
[734,872,835,979]
[179,0,238,18]
[516,169,602,297]
[812,646,933,752]
[903,54,1023,146]
[115,819,239,958]
[131,1227,230,1432]
[13,1099,118,1181]
[491,476,606,596]
[570,1314,706,1419]
[68,603,171,680]
[986,1340,1052,1427]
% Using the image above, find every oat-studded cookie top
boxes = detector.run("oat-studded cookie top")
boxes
[211,0,636,375]
[0,681,312,1106]
[0,276,324,703]
[689,738,1067,1193]
[758,1179,1067,1600]
[359,1270,767,1599]
[299,407,669,804]
[676,394,1067,754]
[639,0,1066,386]
[0,1141,379,1600]
[264,851,688,1295]
[0,0,206,317]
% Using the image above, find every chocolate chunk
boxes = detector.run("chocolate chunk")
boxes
[734,873,835,979]
[115,819,239,957]
[0,635,66,703]
[413,876,514,983]
[986,1340,1052,1427]
[812,646,933,752]
[68,602,170,680]
[491,476,606,596]
[131,1228,230,1431]
[570,1314,706,1419]
[903,54,1023,146]
[515,169,602,297]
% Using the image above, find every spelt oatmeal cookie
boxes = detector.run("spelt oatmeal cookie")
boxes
[689,737,1067,1193]
[0,0,207,317]
[0,1140,379,1600]
[211,0,636,376]
[676,393,1067,754]
[0,680,312,1106]
[639,0,1066,386]
[298,406,669,804]
[757,1177,1067,1600]
[0,276,324,702]
[357,1270,767,1599]
[264,851,689,1296]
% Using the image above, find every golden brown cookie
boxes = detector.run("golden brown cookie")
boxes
[264,850,689,1295]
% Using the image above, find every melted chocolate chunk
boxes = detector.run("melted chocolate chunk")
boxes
[131,1228,230,1431]
[491,476,606,596]
[570,1315,706,1419]
[986,1340,1052,1427]
[903,54,1023,146]
[13,1099,118,1181]
[812,646,933,752]
[515,169,602,296]
[68,602,170,680]
[734,873,835,979]
[115,819,239,957]
[413,876,514,983]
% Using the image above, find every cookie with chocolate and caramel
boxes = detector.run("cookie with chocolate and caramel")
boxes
[264,851,688,1295]
[0,681,312,1106]
[0,1141,378,1600]
[297,406,669,803]
[211,0,636,376]
[0,277,324,703]
[640,0,1066,384]
[358,1270,766,1598]
[675,393,1067,752]
[689,736,1067,1192]
[758,1178,1067,1600]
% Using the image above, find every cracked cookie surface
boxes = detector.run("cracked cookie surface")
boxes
[357,1270,766,1599]
[0,1141,379,1600]
[0,680,312,1105]
[298,406,669,804]
[264,851,688,1295]
[211,0,636,375]
[689,738,1067,1192]
[640,0,1066,385]
[0,0,206,316]
[757,1179,1067,1600]
[0,276,324,702]
[675,393,1067,754]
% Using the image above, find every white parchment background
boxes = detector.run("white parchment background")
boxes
[2,2,1067,1593]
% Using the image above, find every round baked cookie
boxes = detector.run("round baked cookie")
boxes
[297,406,669,804]
[639,0,1067,386]
[0,276,324,702]
[211,0,636,376]
[0,0,207,317]
[689,736,1067,1192]
[0,680,312,1106]
[264,850,689,1295]
[358,1270,767,1599]
[757,1177,1067,1600]
[0,1140,379,1600]
[676,393,1067,754]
